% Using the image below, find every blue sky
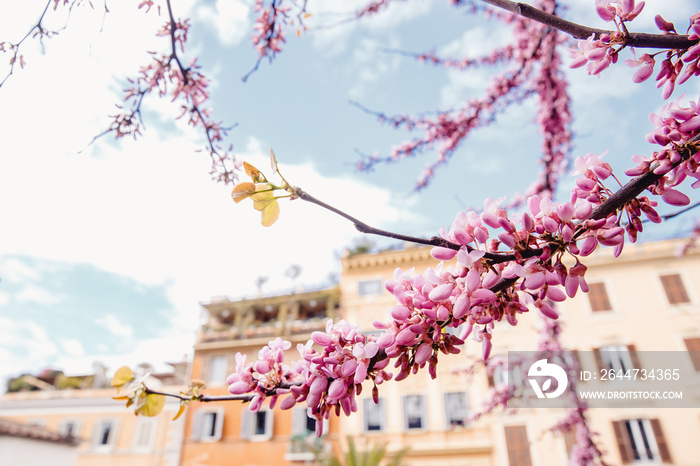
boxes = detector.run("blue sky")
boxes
[1,0,699,390]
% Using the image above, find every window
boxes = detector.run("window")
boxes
[660,274,690,304]
[683,337,700,371]
[402,395,426,430]
[363,398,386,433]
[207,355,229,386]
[58,419,82,438]
[505,425,532,466]
[92,419,119,451]
[292,407,328,437]
[191,408,224,442]
[240,409,273,441]
[588,282,612,312]
[444,392,469,428]
[358,279,382,297]
[132,417,157,452]
[612,419,672,463]
[594,345,639,372]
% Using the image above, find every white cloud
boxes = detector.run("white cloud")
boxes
[308,0,433,56]
[61,339,86,357]
[95,314,135,339]
[436,25,511,108]
[348,37,402,99]
[0,258,40,284]
[195,0,251,46]
[15,284,64,305]
[54,333,194,378]
[0,318,58,383]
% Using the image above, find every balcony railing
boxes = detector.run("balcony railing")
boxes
[284,434,330,462]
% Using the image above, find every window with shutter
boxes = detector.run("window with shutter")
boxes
[444,392,469,428]
[505,425,532,466]
[292,408,327,437]
[207,355,229,386]
[92,418,120,452]
[613,418,671,463]
[402,395,426,430]
[594,345,637,372]
[358,279,382,296]
[132,417,157,452]
[241,409,273,441]
[194,408,224,442]
[683,337,700,371]
[659,274,690,304]
[588,282,612,312]
[363,398,386,432]
[58,418,82,438]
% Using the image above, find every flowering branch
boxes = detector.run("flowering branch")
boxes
[482,0,696,49]
[99,0,238,184]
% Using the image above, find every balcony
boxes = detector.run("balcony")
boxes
[284,434,331,462]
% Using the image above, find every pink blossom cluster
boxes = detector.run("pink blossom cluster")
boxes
[109,4,236,184]
[356,0,572,198]
[625,13,700,98]
[626,97,700,205]
[251,0,290,61]
[595,0,645,23]
[228,323,392,436]
[569,33,621,76]
[572,1,700,100]
[226,338,298,411]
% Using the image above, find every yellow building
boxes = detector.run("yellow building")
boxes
[180,286,342,466]
[339,239,700,466]
[0,364,188,466]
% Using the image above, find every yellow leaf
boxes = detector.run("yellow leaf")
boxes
[260,199,280,227]
[231,182,256,203]
[111,366,134,389]
[243,162,264,182]
[172,401,187,421]
[303,13,311,19]
[136,394,166,417]
[250,184,281,226]
[251,184,275,211]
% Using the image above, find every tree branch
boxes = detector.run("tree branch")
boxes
[481,0,697,49]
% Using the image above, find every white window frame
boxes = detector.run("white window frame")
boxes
[58,418,82,438]
[402,394,427,431]
[600,345,634,372]
[624,419,662,462]
[132,416,158,452]
[363,398,386,433]
[92,418,120,452]
[192,408,224,442]
[444,392,469,428]
[291,407,328,437]
[241,409,274,441]
[207,355,229,386]
[358,279,383,297]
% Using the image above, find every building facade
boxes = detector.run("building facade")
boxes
[180,286,342,466]
[339,239,700,466]
[0,417,80,466]
[0,365,187,466]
